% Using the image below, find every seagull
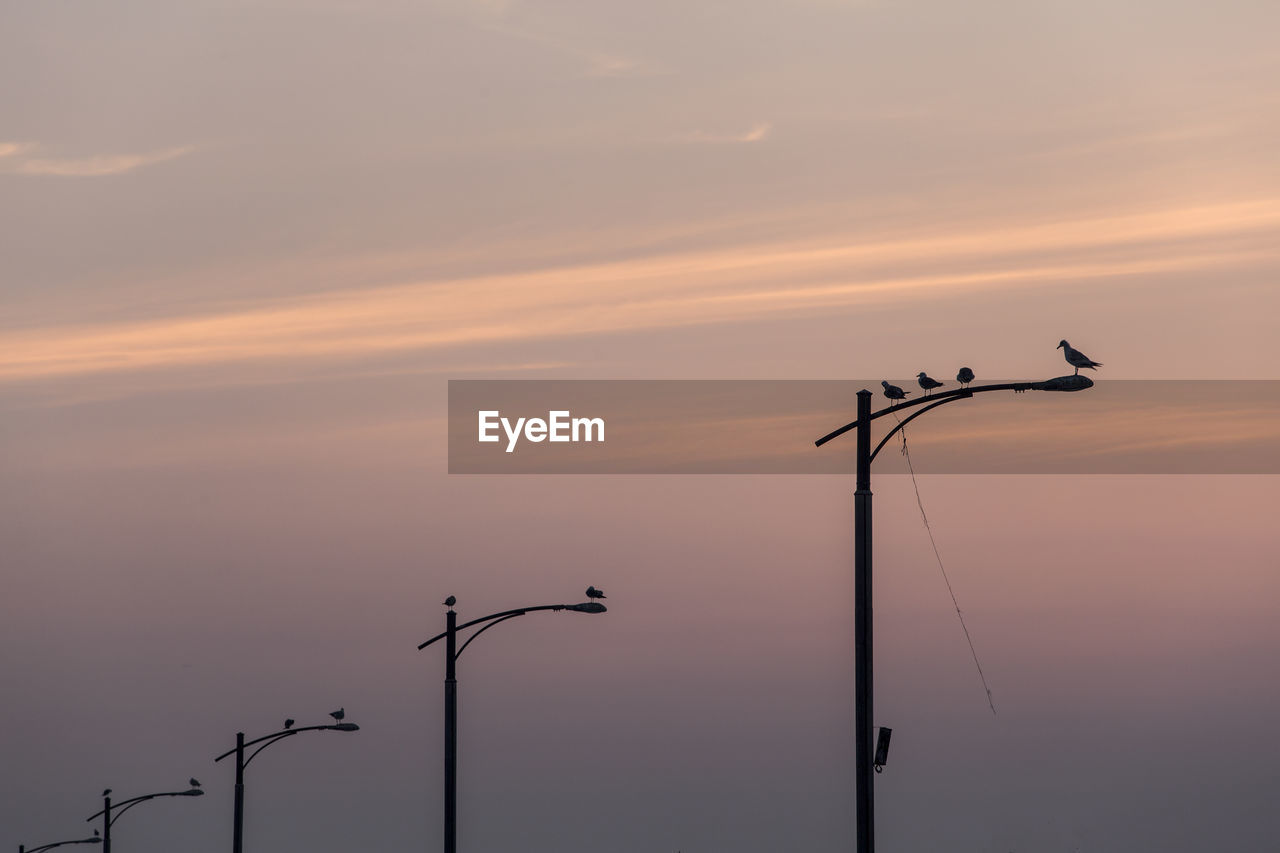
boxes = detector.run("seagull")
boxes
[284,718,295,729]
[1057,340,1102,374]
[586,586,606,600]
[103,789,111,797]
[330,708,345,722]
[916,372,944,396]
[957,367,974,388]
[881,380,909,402]
[443,595,456,608]
[189,778,201,788]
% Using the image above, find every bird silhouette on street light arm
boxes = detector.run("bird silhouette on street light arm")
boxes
[916,372,944,397]
[1057,340,1102,374]
[881,380,909,401]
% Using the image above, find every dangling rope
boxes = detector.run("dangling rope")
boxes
[895,414,998,716]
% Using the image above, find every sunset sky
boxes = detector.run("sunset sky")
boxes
[3,1,1279,851]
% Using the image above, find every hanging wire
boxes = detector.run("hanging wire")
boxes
[894,414,998,716]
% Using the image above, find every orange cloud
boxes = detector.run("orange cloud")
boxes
[2,198,1277,383]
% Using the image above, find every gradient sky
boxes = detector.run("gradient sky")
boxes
[3,1,1279,851]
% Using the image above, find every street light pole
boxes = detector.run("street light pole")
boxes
[817,374,1093,853]
[444,609,457,853]
[213,718,360,853]
[233,733,244,853]
[853,389,874,853]
[86,785,204,853]
[418,597,608,853]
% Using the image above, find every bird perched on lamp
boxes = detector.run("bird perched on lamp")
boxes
[330,708,345,722]
[586,586,606,600]
[916,372,944,396]
[1057,340,1101,374]
[956,366,974,388]
[881,380,909,402]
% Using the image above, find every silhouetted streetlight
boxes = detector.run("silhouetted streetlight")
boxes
[815,373,1093,853]
[86,785,203,853]
[19,834,101,853]
[213,716,360,853]
[417,596,608,853]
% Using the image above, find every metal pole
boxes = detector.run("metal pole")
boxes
[233,732,245,853]
[854,389,874,853]
[101,795,111,853]
[444,608,457,853]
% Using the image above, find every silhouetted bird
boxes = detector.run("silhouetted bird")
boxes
[284,718,294,729]
[916,372,944,396]
[94,831,100,838]
[1057,340,1101,374]
[443,595,456,607]
[103,789,111,797]
[881,380,909,401]
[190,778,201,788]
[957,367,974,387]
[330,708,345,722]
[586,586,606,600]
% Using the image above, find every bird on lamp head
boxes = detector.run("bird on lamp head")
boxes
[1057,340,1101,374]
[586,586,606,600]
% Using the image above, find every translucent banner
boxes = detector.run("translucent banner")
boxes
[448,380,1280,474]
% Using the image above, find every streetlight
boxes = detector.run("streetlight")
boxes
[86,784,203,853]
[417,595,608,853]
[815,373,1093,853]
[19,834,101,853]
[213,715,361,853]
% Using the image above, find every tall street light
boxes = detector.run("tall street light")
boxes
[213,715,360,853]
[815,373,1093,853]
[19,833,102,853]
[417,595,608,853]
[86,784,204,853]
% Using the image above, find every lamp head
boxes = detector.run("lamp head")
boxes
[566,602,607,614]
[1039,374,1093,392]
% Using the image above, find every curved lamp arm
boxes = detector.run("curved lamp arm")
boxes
[213,723,360,769]
[870,394,971,463]
[417,603,605,654]
[814,376,1092,448]
[24,837,102,853]
[86,789,203,826]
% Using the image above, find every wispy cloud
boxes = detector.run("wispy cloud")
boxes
[432,0,652,78]
[10,146,194,177]
[680,122,772,144]
[2,198,1277,383]
[585,52,645,78]
[0,142,34,159]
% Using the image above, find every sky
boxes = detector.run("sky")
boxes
[2,0,1279,851]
